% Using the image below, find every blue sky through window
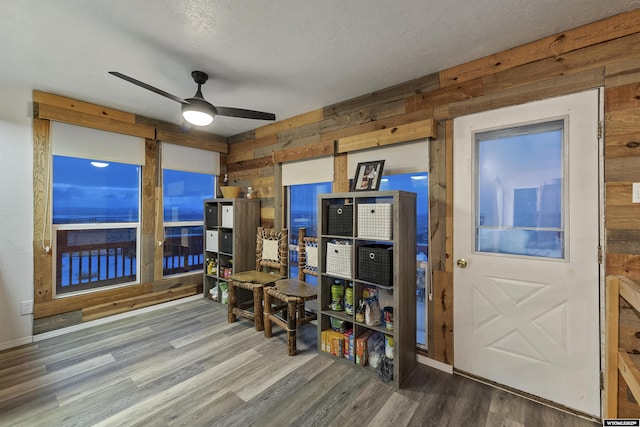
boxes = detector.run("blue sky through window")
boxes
[53,156,140,224]
[163,169,215,222]
[379,172,429,258]
[475,121,564,258]
[289,182,332,243]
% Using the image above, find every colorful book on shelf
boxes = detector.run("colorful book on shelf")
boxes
[344,329,354,360]
[322,330,345,358]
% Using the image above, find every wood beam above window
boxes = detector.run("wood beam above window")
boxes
[33,90,228,152]
[336,118,436,154]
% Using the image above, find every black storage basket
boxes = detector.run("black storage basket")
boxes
[205,205,218,227]
[327,204,353,236]
[220,230,233,254]
[358,245,393,287]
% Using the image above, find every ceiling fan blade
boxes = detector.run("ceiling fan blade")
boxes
[109,71,188,105]
[215,106,276,121]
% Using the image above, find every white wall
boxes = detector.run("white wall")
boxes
[0,84,34,350]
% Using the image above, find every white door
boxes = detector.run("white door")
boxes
[453,90,601,417]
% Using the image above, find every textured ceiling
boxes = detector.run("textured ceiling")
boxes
[1,1,639,137]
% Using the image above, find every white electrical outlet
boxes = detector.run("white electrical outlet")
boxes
[633,182,640,204]
[20,300,33,315]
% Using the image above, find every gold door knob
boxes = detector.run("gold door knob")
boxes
[456,258,468,268]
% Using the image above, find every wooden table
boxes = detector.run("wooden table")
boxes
[264,278,318,356]
[227,270,283,331]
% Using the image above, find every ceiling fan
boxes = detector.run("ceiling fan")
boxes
[109,70,276,126]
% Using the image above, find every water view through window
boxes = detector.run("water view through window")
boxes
[53,156,140,294]
[53,156,140,224]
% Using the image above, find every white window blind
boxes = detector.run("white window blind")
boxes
[347,139,429,176]
[161,142,220,175]
[51,122,145,165]
[282,156,334,186]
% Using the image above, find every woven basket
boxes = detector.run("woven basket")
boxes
[220,230,233,254]
[220,186,241,198]
[326,241,353,278]
[358,245,393,286]
[357,203,393,240]
[327,204,353,236]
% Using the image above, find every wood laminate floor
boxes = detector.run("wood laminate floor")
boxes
[0,299,599,427]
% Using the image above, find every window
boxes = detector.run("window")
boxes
[379,172,429,347]
[160,142,220,277]
[475,120,564,258]
[287,182,332,282]
[283,156,334,283]
[379,173,429,260]
[162,169,215,276]
[347,140,431,348]
[53,156,141,295]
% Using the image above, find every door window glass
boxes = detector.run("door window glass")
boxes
[475,120,564,258]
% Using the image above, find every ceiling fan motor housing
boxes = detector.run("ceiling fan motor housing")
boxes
[191,71,209,85]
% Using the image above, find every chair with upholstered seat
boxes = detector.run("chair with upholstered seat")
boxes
[227,227,288,331]
[263,227,318,355]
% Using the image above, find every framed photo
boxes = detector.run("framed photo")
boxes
[352,160,384,191]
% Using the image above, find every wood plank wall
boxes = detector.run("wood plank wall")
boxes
[604,56,640,416]
[223,9,640,379]
[29,10,640,410]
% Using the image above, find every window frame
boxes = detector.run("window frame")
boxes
[51,155,143,297]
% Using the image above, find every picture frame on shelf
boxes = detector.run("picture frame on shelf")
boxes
[352,160,384,191]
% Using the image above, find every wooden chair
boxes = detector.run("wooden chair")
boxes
[227,227,288,331]
[264,227,318,355]
[297,227,318,281]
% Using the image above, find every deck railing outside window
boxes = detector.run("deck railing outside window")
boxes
[162,228,204,276]
[55,226,205,294]
[55,226,139,295]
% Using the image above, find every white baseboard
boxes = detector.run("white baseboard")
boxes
[34,294,202,342]
[417,354,454,374]
[0,336,34,352]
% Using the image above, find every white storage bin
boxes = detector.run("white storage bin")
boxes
[326,241,353,278]
[206,230,219,252]
[357,203,393,240]
[221,205,234,228]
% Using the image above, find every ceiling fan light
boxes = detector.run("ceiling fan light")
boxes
[182,109,214,126]
[182,98,215,126]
